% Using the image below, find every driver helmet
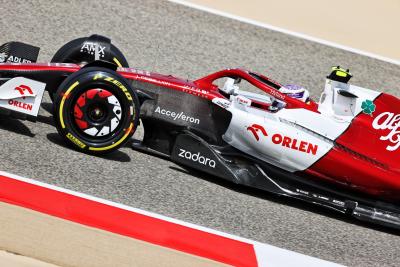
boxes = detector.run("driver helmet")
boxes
[279,84,310,103]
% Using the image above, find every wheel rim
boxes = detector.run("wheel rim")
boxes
[73,88,122,138]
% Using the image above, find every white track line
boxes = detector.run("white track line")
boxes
[169,0,400,66]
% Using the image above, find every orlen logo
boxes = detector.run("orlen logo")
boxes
[15,85,33,96]
[372,112,400,151]
[271,133,318,155]
[247,124,318,155]
[8,99,33,111]
[247,124,268,141]
[178,148,216,168]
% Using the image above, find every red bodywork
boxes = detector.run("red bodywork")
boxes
[308,93,400,201]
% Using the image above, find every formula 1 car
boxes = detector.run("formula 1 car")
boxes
[0,35,399,230]
[132,66,400,231]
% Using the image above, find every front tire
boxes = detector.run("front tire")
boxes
[53,67,139,154]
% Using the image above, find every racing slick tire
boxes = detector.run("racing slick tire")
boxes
[51,35,129,67]
[50,35,129,101]
[53,67,139,154]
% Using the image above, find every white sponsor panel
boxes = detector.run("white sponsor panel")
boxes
[278,108,350,141]
[223,106,333,172]
[0,77,46,116]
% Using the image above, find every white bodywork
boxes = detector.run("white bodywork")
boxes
[0,77,46,117]
[212,79,381,172]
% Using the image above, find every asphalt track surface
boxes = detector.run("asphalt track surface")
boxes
[1,1,399,266]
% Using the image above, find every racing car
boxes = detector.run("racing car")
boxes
[0,35,399,230]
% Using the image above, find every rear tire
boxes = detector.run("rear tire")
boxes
[50,35,129,101]
[51,36,129,67]
[53,67,139,154]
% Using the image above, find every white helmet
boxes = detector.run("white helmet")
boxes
[279,84,310,103]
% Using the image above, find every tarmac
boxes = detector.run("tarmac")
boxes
[185,0,400,63]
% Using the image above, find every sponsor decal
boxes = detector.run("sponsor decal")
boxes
[312,193,330,201]
[15,84,33,96]
[182,87,210,98]
[178,148,216,168]
[247,124,268,141]
[332,199,345,205]
[266,87,285,100]
[212,98,230,109]
[361,100,376,116]
[137,76,208,98]
[66,133,86,149]
[271,133,319,155]
[123,68,151,76]
[80,42,105,57]
[7,56,32,63]
[295,189,310,196]
[154,106,200,125]
[372,112,400,151]
[247,124,318,155]
[92,74,132,101]
[0,52,7,63]
[8,99,33,111]
[235,95,251,106]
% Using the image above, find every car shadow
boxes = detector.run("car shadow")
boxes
[36,114,54,126]
[38,103,55,126]
[0,103,54,137]
[169,165,400,236]
[41,102,53,114]
[0,116,35,137]
[46,133,131,163]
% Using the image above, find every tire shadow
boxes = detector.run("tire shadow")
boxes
[46,133,131,163]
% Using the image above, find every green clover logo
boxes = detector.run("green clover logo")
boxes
[361,100,376,116]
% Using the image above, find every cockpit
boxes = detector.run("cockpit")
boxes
[194,68,319,113]
[216,77,285,112]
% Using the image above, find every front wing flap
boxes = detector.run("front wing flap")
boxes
[0,77,46,117]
